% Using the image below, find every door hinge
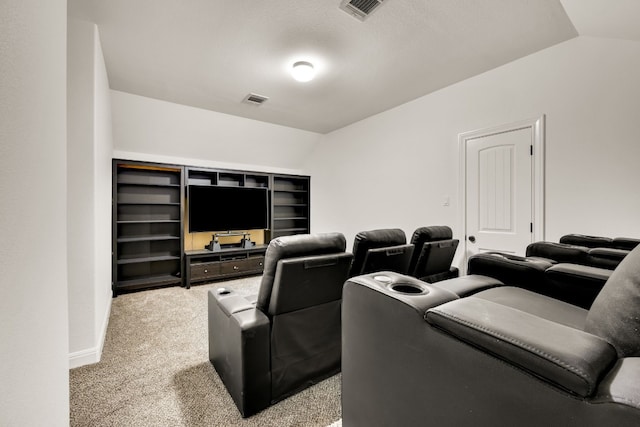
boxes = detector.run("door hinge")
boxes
[530,145,533,156]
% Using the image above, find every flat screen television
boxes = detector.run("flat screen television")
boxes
[188,185,269,232]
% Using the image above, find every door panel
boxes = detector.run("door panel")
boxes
[466,128,532,256]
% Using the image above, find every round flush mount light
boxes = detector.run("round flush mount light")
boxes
[291,61,315,82]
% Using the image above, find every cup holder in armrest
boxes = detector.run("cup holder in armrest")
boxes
[389,282,429,295]
[372,274,429,295]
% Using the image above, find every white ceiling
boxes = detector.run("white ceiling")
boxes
[67,1,637,134]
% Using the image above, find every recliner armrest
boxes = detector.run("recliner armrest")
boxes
[426,297,617,397]
[215,289,256,316]
[430,274,503,297]
[347,272,459,316]
[208,289,271,417]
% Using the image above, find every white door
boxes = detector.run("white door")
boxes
[460,117,545,268]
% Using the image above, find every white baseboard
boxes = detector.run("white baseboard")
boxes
[69,346,101,368]
[69,295,112,369]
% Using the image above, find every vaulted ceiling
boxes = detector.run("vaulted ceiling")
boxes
[68,1,640,134]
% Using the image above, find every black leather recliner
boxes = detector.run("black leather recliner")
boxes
[467,251,612,309]
[408,226,459,283]
[349,228,414,277]
[342,245,640,426]
[208,232,353,417]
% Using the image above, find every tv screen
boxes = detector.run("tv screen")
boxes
[188,185,269,232]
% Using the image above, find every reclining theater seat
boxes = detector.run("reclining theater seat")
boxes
[208,232,353,417]
[408,226,459,283]
[349,228,414,277]
[342,245,640,426]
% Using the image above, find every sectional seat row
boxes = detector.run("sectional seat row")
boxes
[208,226,459,417]
[208,230,640,425]
[469,233,640,308]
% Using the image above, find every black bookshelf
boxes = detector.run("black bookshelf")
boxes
[271,175,310,239]
[112,161,184,296]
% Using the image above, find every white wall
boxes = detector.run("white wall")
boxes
[67,19,113,368]
[111,90,321,174]
[305,36,640,256]
[93,23,114,364]
[0,0,70,425]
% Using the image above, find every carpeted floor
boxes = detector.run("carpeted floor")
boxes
[70,277,342,426]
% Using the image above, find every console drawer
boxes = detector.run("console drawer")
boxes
[219,256,265,275]
[191,262,221,280]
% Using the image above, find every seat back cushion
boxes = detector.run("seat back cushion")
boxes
[257,232,346,312]
[416,239,459,276]
[361,244,414,275]
[526,241,590,265]
[467,252,552,294]
[267,252,353,316]
[350,228,406,276]
[585,245,640,357]
[408,226,453,272]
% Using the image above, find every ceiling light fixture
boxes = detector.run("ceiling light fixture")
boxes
[291,61,315,82]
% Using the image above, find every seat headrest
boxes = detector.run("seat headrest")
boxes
[585,244,640,358]
[350,228,407,276]
[559,234,613,248]
[410,226,453,245]
[257,232,347,312]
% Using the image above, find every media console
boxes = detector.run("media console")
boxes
[184,245,268,288]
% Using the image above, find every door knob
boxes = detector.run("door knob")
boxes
[468,235,476,243]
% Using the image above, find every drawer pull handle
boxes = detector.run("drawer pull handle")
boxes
[233,266,239,270]
[204,269,208,273]
[259,262,263,266]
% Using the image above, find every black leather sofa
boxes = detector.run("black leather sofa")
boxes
[527,241,630,270]
[468,251,612,308]
[342,245,640,426]
[208,232,352,417]
[560,233,640,251]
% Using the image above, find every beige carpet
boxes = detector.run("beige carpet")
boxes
[70,277,342,426]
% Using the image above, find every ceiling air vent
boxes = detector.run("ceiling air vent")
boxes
[243,93,269,106]
[339,0,387,21]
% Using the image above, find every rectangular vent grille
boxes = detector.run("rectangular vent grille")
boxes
[243,93,269,105]
[339,0,386,21]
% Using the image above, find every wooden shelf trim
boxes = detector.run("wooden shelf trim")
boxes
[117,220,180,224]
[117,182,180,188]
[117,235,181,243]
[117,255,181,265]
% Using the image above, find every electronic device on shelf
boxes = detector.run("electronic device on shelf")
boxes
[206,231,255,252]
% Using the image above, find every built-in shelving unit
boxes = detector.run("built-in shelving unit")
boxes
[186,167,270,189]
[112,161,184,296]
[112,160,310,294]
[271,175,310,239]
